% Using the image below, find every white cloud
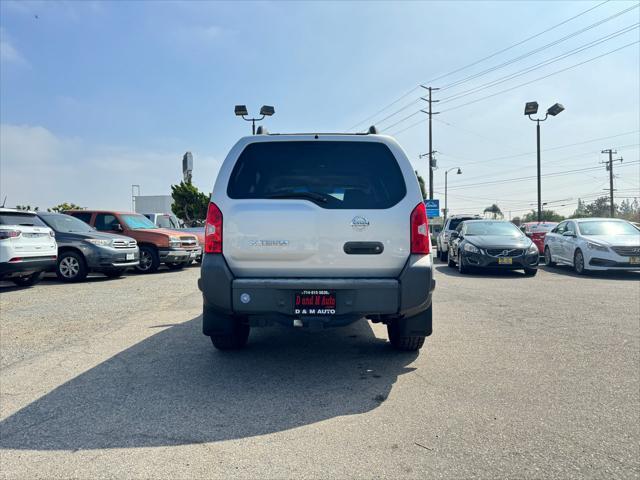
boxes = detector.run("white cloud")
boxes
[0,124,222,211]
[0,29,28,66]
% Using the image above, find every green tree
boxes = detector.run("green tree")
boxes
[619,198,640,222]
[15,205,38,211]
[48,202,83,213]
[171,181,209,226]
[521,209,565,222]
[572,198,588,218]
[483,203,503,219]
[415,171,427,200]
[583,196,617,218]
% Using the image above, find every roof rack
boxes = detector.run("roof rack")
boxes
[262,125,381,136]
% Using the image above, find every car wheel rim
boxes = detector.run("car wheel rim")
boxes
[545,249,551,264]
[139,251,152,270]
[575,252,584,272]
[59,257,79,278]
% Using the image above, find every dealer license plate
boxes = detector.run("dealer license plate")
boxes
[126,253,134,260]
[294,290,336,316]
[498,257,513,265]
[630,256,640,265]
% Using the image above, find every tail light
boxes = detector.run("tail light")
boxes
[0,229,21,240]
[204,202,223,254]
[410,203,430,254]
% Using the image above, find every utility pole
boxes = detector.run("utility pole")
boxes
[601,149,623,217]
[420,85,440,200]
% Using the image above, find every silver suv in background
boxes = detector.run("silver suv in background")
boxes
[436,214,482,260]
[198,131,435,351]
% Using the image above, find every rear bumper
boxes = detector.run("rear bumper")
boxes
[199,254,435,326]
[0,256,57,278]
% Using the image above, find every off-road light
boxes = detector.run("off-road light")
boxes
[547,103,565,116]
[524,102,539,115]
[260,105,275,116]
[234,105,248,116]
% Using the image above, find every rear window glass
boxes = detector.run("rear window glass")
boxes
[227,141,407,209]
[448,218,476,230]
[0,212,46,227]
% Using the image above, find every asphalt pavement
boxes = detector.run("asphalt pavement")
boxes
[0,261,638,479]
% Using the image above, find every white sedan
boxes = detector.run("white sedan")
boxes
[544,218,640,274]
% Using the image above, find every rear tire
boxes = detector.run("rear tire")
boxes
[387,322,425,351]
[56,251,88,282]
[544,247,555,266]
[136,246,160,273]
[447,251,456,268]
[12,272,43,287]
[210,320,250,350]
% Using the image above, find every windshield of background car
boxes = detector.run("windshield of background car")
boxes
[227,141,407,209]
[448,218,475,230]
[578,221,640,236]
[156,215,180,229]
[41,214,94,233]
[528,223,557,233]
[465,222,524,236]
[0,212,46,227]
[121,214,157,230]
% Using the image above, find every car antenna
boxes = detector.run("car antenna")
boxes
[1,196,6,208]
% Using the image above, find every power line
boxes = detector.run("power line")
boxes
[440,40,639,113]
[439,3,639,91]
[347,85,420,132]
[439,23,639,104]
[423,0,611,84]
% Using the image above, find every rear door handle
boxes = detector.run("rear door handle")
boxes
[343,242,384,255]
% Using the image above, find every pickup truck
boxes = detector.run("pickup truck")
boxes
[68,210,199,273]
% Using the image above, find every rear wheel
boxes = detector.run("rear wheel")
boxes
[12,272,43,287]
[387,322,426,351]
[447,250,456,268]
[56,251,88,282]
[210,320,250,350]
[136,246,160,273]
[544,247,555,266]
[574,249,587,275]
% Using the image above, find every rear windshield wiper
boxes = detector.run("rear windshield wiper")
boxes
[267,192,329,203]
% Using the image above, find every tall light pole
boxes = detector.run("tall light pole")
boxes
[524,101,565,222]
[444,167,462,221]
[235,105,275,134]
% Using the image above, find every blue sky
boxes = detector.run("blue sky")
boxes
[1,0,639,216]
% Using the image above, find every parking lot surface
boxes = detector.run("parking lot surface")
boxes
[1,262,639,479]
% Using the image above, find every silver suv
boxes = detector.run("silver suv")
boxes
[436,214,482,260]
[198,131,435,351]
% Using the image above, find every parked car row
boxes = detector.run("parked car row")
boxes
[443,217,640,276]
[0,207,201,286]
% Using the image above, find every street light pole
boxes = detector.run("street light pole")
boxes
[444,167,462,221]
[524,101,564,223]
[234,105,275,134]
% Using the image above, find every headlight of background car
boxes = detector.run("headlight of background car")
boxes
[85,239,111,247]
[463,243,480,253]
[169,236,181,247]
[527,243,539,254]
[586,242,609,252]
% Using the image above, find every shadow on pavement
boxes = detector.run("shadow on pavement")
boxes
[538,264,640,281]
[434,264,531,279]
[0,318,417,450]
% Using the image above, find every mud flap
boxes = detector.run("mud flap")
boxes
[202,304,235,336]
[398,305,432,337]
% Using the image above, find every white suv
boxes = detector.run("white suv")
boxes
[436,214,482,260]
[198,131,435,351]
[0,208,57,286]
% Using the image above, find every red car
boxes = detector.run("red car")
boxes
[521,222,558,254]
